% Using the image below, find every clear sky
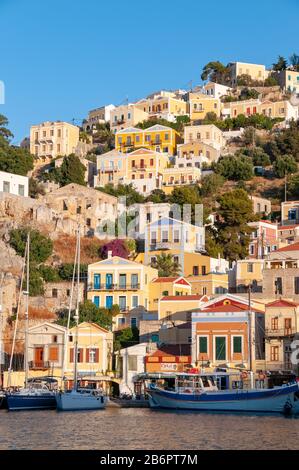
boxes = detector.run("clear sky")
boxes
[1,0,299,143]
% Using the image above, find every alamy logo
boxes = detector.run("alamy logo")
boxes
[0,81,5,104]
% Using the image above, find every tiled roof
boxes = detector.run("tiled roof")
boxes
[152,277,179,283]
[117,127,141,134]
[146,124,173,132]
[266,299,299,308]
[161,295,204,301]
[276,243,299,252]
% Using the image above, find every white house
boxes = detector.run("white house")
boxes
[117,342,148,395]
[202,82,232,99]
[0,170,29,197]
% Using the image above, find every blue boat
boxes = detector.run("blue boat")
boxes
[6,380,57,411]
[147,373,299,414]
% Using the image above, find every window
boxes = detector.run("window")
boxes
[198,336,208,354]
[57,129,61,138]
[201,266,207,276]
[202,287,207,295]
[52,335,58,343]
[131,274,138,288]
[247,263,253,273]
[174,230,180,243]
[118,317,126,327]
[93,296,100,307]
[285,318,292,334]
[271,317,279,330]
[132,296,138,308]
[18,184,25,196]
[151,334,159,343]
[131,317,137,328]
[89,348,98,363]
[165,133,169,141]
[57,144,60,153]
[215,337,226,361]
[271,346,279,362]
[128,355,137,371]
[145,135,150,142]
[49,346,58,362]
[233,336,242,354]
[3,181,10,193]
[136,135,140,142]
[119,274,127,289]
[52,288,58,298]
[119,296,126,311]
[193,266,199,276]
[162,230,168,242]
[295,277,299,295]
[162,290,169,296]
[150,158,154,166]
[69,335,73,342]
[275,277,283,295]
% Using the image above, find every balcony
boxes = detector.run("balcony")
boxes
[88,283,140,291]
[149,241,174,251]
[265,328,296,337]
[29,361,51,370]
[132,165,147,171]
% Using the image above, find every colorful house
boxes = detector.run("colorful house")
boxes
[115,125,182,155]
[149,276,192,312]
[189,93,221,121]
[145,344,192,373]
[87,255,158,329]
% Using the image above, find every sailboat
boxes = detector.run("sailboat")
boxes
[6,233,57,411]
[55,226,106,411]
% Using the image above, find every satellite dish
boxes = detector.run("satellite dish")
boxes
[290,92,299,106]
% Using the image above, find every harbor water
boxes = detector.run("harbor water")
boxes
[0,408,299,450]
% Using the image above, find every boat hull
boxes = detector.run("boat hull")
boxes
[148,384,299,414]
[56,391,106,411]
[6,394,56,411]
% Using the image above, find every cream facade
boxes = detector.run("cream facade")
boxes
[189,93,221,121]
[0,170,29,197]
[183,124,225,150]
[228,62,269,86]
[30,121,80,162]
[273,70,299,93]
[83,104,115,132]
[135,94,187,122]
[110,104,149,133]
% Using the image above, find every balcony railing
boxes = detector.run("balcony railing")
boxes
[29,361,51,370]
[265,328,296,337]
[88,283,140,291]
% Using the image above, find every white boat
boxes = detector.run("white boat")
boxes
[56,388,106,411]
[55,226,107,411]
[147,373,299,414]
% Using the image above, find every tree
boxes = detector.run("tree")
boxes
[273,55,288,71]
[92,122,114,148]
[239,88,259,100]
[215,189,256,261]
[0,114,14,141]
[0,141,34,176]
[242,127,257,146]
[169,185,201,207]
[56,154,86,186]
[287,173,299,199]
[264,75,278,86]
[290,53,299,71]
[9,228,53,263]
[265,121,299,162]
[204,112,218,122]
[145,189,167,204]
[98,183,144,206]
[100,239,129,259]
[57,300,113,330]
[238,147,271,167]
[200,174,225,197]
[58,263,88,281]
[114,327,139,350]
[273,154,297,178]
[38,265,61,282]
[153,253,181,277]
[201,61,231,85]
[214,155,254,181]
[29,178,45,198]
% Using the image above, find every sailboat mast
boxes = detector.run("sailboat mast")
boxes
[24,233,30,388]
[73,226,80,391]
[247,284,254,388]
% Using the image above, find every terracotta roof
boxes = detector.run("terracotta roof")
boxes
[150,344,191,357]
[266,299,299,308]
[276,243,299,252]
[153,277,179,283]
[279,225,299,230]
[161,295,204,301]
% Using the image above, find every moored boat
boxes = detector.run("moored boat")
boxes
[56,388,106,411]
[6,382,56,411]
[147,373,299,414]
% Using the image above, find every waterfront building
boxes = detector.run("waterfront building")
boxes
[30,121,79,163]
[28,322,66,372]
[264,299,299,374]
[116,342,149,395]
[145,344,191,373]
[87,254,158,329]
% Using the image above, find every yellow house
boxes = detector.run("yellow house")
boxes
[96,148,169,195]
[228,62,269,86]
[158,294,208,321]
[149,276,192,311]
[30,121,80,163]
[189,93,221,121]
[223,99,298,121]
[135,95,187,120]
[110,104,149,133]
[115,125,182,155]
[187,273,229,296]
[177,141,220,164]
[66,322,113,377]
[87,255,158,329]
[183,124,225,149]
[235,259,265,293]
[160,166,201,194]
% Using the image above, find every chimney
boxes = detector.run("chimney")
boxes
[108,250,113,259]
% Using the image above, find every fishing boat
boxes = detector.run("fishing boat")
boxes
[147,373,299,414]
[56,226,106,411]
[6,233,56,411]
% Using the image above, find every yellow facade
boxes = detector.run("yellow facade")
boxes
[188,273,229,296]
[183,124,224,149]
[177,141,220,163]
[236,259,264,291]
[158,295,206,321]
[160,166,201,194]
[115,124,182,155]
[189,93,221,121]
[30,121,80,163]
[87,256,158,326]
[135,95,187,118]
[225,99,294,120]
[228,62,268,86]
[110,104,149,133]
[149,277,191,311]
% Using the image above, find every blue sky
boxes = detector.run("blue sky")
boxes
[1,0,299,143]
